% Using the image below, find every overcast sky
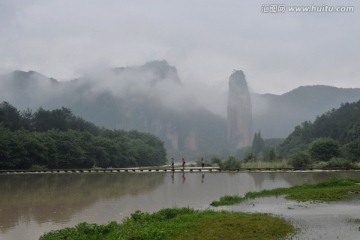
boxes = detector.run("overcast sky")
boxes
[0,0,359,94]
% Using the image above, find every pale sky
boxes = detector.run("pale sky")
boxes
[0,0,359,95]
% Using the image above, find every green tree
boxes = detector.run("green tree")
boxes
[270,148,276,161]
[47,130,87,168]
[87,137,112,168]
[243,152,256,162]
[211,156,222,166]
[20,109,34,131]
[0,103,167,169]
[0,102,22,131]
[0,127,12,169]
[252,132,265,155]
[290,152,311,168]
[309,138,340,162]
[221,156,241,170]
[343,140,360,162]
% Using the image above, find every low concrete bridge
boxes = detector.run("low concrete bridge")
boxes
[0,167,220,174]
[0,167,358,174]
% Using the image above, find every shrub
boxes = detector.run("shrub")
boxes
[243,152,256,162]
[309,138,340,162]
[321,157,356,169]
[343,140,360,162]
[221,156,241,170]
[290,152,311,168]
[29,165,48,171]
[211,157,222,166]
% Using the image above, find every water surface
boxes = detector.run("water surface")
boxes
[1,171,359,240]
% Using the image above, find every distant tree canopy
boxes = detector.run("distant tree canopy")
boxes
[248,132,277,162]
[0,102,166,169]
[279,100,360,163]
[0,101,23,131]
[309,138,340,162]
[252,132,265,155]
[0,102,99,134]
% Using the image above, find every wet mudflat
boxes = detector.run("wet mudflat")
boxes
[214,195,360,240]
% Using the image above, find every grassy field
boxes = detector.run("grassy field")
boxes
[40,208,295,240]
[211,178,360,206]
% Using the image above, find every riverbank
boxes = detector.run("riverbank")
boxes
[209,178,360,239]
[3,172,360,240]
[39,178,360,240]
[211,178,360,206]
[213,195,360,239]
[39,208,295,240]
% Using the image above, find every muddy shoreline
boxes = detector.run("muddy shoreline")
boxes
[210,196,360,240]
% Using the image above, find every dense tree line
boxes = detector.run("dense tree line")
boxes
[0,102,166,169]
[279,100,360,167]
[239,132,277,162]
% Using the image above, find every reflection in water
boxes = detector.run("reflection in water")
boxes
[0,173,165,233]
[1,171,359,240]
[247,171,360,189]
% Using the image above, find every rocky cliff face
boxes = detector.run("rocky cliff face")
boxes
[227,70,253,148]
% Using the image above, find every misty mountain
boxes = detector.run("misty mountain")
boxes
[0,61,227,157]
[279,99,360,159]
[252,85,360,138]
[2,61,360,157]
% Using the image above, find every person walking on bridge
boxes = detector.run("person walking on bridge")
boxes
[171,158,175,172]
[181,158,186,171]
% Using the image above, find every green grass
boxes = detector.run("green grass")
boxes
[211,178,360,206]
[210,195,243,206]
[40,208,295,240]
[241,160,291,169]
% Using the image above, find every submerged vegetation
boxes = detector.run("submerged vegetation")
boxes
[40,208,295,240]
[40,179,360,239]
[356,219,360,231]
[211,178,360,206]
[210,195,243,207]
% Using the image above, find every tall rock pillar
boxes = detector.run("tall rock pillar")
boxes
[227,70,253,148]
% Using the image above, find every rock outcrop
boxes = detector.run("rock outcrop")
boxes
[227,70,253,148]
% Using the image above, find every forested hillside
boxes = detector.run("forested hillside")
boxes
[0,102,166,169]
[279,100,360,167]
[252,85,360,138]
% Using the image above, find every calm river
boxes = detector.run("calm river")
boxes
[1,171,360,240]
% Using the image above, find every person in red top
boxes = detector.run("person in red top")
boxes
[181,158,186,171]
